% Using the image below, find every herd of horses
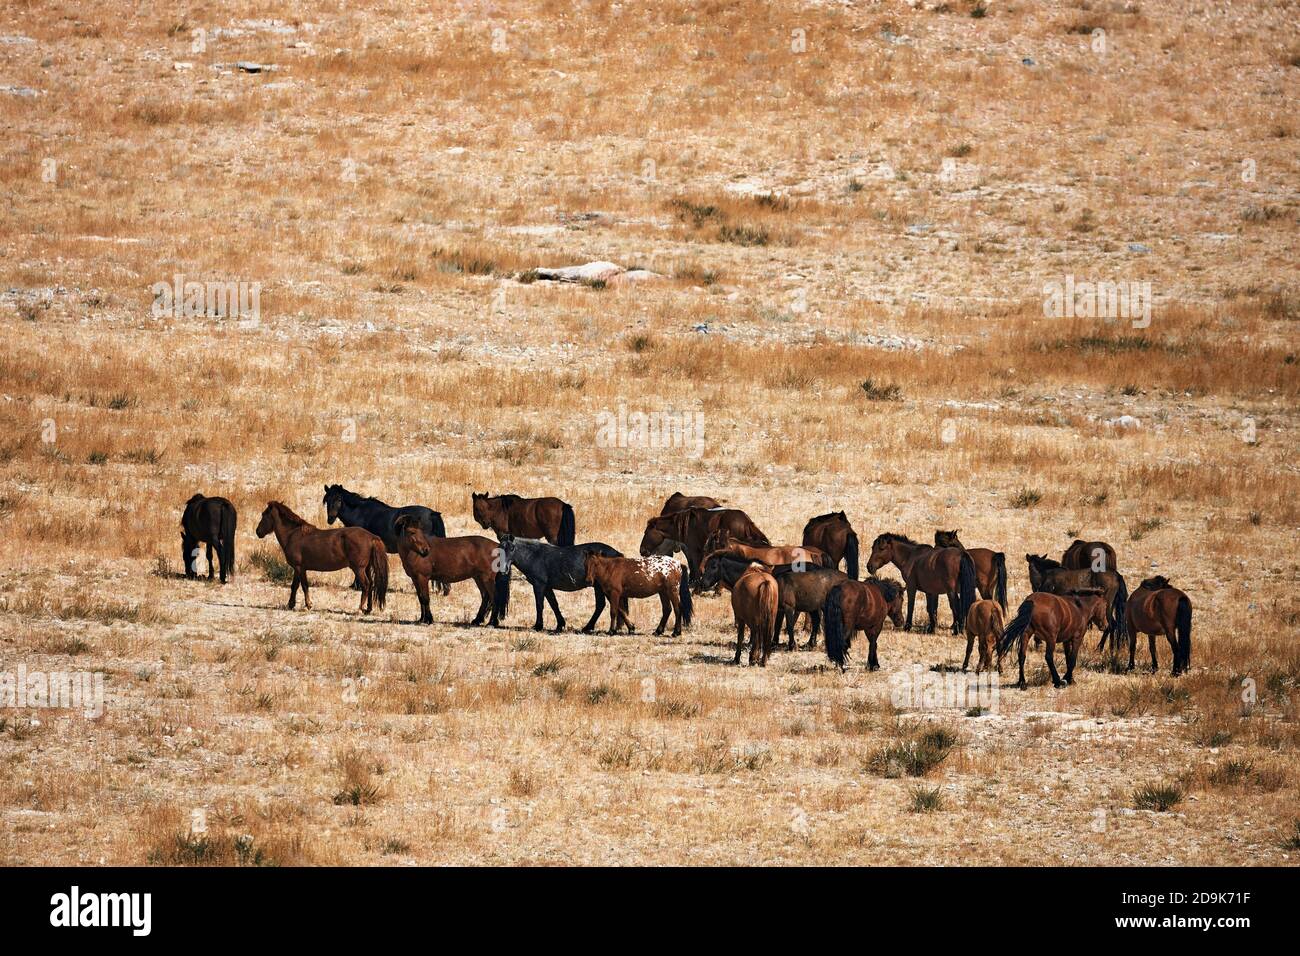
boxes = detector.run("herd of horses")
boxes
[179,488,1194,688]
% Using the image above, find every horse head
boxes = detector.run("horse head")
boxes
[323,484,345,523]
[865,534,899,574]
[639,515,680,557]
[934,529,962,549]
[395,515,430,557]
[255,503,279,538]
[471,492,496,530]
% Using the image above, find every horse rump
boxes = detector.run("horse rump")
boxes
[428,510,446,538]
[219,501,237,580]
[993,552,1007,611]
[955,550,977,630]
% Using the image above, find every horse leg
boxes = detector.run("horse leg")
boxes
[805,611,820,650]
[1046,638,1063,688]
[418,575,432,624]
[581,588,606,634]
[905,587,916,631]
[301,573,312,610]
[924,593,939,634]
[620,597,635,633]
[867,627,880,671]
[607,588,623,634]
[1127,628,1139,671]
[1148,633,1158,673]
[288,570,300,610]
[946,592,961,634]
[471,579,490,625]
[654,591,670,636]
[734,621,745,665]
[1064,637,1078,685]
[546,589,566,633]
[359,561,372,614]
[668,586,682,637]
[962,630,975,672]
[532,584,546,631]
[1017,634,1028,689]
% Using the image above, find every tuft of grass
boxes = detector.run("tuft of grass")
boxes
[248,548,294,585]
[860,378,902,401]
[908,784,945,812]
[1130,517,1163,540]
[717,224,770,246]
[1132,780,1183,812]
[867,726,957,778]
[531,656,563,677]
[1010,488,1042,509]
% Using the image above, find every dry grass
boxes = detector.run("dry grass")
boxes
[0,0,1296,866]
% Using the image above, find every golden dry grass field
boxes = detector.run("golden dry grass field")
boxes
[0,0,1297,865]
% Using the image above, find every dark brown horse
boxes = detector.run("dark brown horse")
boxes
[583,554,692,636]
[660,492,724,515]
[394,517,508,626]
[865,533,977,633]
[934,530,1006,610]
[803,512,859,579]
[255,502,388,614]
[998,591,1109,689]
[1062,538,1119,575]
[772,565,853,649]
[639,507,769,584]
[1026,554,1127,651]
[1124,576,1192,675]
[472,492,575,546]
[729,563,781,666]
[181,493,237,583]
[823,577,905,671]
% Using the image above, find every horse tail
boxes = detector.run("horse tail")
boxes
[998,597,1034,656]
[678,565,693,627]
[429,511,446,537]
[494,553,512,620]
[993,552,1007,611]
[369,542,388,610]
[844,529,859,580]
[956,550,977,630]
[220,503,237,578]
[557,502,575,547]
[823,584,849,670]
[759,575,779,654]
[1111,572,1128,647]
[1175,593,1192,672]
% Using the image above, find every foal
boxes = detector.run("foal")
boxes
[962,599,1005,675]
[730,563,780,666]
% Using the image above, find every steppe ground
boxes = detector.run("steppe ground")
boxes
[0,0,1297,865]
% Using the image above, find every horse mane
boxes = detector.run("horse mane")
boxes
[1028,554,1062,569]
[268,501,311,527]
[1138,575,1171,590]
[328,484,380,506]
[494,493,523,507]
[876,532,917,545]
[866,576,902,602]
[803,512,845,532]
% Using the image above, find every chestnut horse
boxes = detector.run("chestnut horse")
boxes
[934,530,1007,610]
[472,492,575,546]
[823,577,905,671]
[730,563,781,666]
[583,554,692,636]
[1124,576,1192,675]
[639,506,769,585]
[660,492,724,515]
[394,516,508,626]
[865,533,977,633]
[962,599,1005,675]
[1062,538,1118,575]
[803,512,859,579]
[1025,554,1127,651]
[255,502,388,614]
[181,493,237,583]
[998,591,1109,689]
[702,531,829,571]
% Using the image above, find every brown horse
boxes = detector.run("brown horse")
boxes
[962,599,1005,675]
[1124,576,1192,675]
[639,507,769,584]
[660,492,724,515]
[472,492,575,546]
[998,591,1109,689]
[1062,538,1118,574]
[1026,554,1127,652]
[394,516,508,626]
[255,502,388,614]
[583,554,692,636]
[803,512,859,579]
[702,531,829,571]
[934,530,1007,611]
[823,577,905,671]
[730,563,781,666]
[865,533,977,633]
[773,565,853,650]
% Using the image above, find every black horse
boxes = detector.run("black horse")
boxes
[323,484,447,592]
[181,494,237,583]
[494,535,623,632]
